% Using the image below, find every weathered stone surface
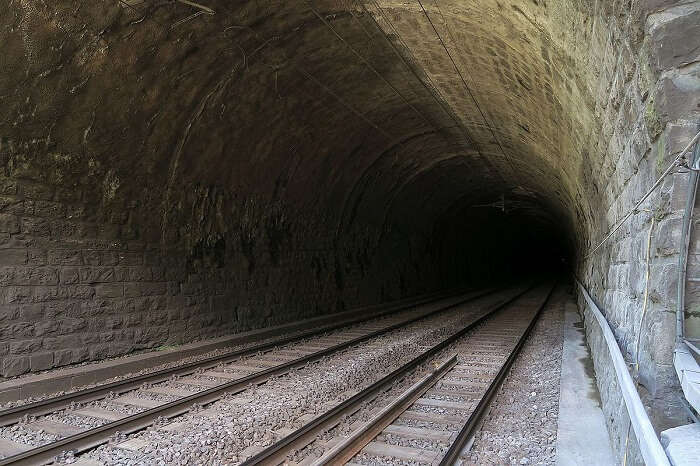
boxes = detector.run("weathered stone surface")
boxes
[0,1,697,460]
[648,4,700,70]
[1,355,30,377]
[29,352,53,371]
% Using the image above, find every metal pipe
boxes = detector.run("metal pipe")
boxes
[677,126,700,341]
[577,280,670,466]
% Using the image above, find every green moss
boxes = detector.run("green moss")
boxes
[655,132,665,177]
[156,344,179,351]
[645,97,662,142]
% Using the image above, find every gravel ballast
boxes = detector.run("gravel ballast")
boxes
[465,286,567,465]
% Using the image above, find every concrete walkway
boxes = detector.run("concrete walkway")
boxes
[556,302,615,465]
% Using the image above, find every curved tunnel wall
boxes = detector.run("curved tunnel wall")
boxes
[1,0,699,459]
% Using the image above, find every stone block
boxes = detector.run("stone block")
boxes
[9,339,42,354]
[52,349,74,367]
[60,267,80,284]
[0,266,14,285]
[104,316,123,329]
[648,4,700,70]
[94,283,123,298]
[47,249,83,265]
[0,322,33,340]
[0,214,19,233]
[33,201,65,218]
[144,250,161,266]
[2,355,30,377]
[34,320,59,337]
[100,250,119,266]
[59,318,87,335]
[20,217,51,236]
[113,266,129,281]
[56,188,82,203]
[97,224,120,240]
[118,251,143,266]
[124,282,166,297]
[81,333,101,344]
[82,250,100,266]
[181,282,204,296]
[151,267,165,281]
[21,183,53,201]
[33,286,60,302]
[19,304,43,320]
[0,178,18,196]
[75,347,90,363]
[0,305,19,321]
[0,249,27,265]
[14,266,59,285]
[661,423,700,465]
[0,196,24,215]
[124,313,143,327]
[128,267,152,281]
[27,249,47,266]
[49,220,79,239]
[649,263,678,308]
[656,64,700,124]
[30,352,53,371]
[79,267,114,283]
[43,335,77,350]
[654,216,682,256]
[5,286,32,304]
[89,343,112,360]
[60,285,95,300]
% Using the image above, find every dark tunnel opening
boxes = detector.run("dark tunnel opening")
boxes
[430,203,574,291]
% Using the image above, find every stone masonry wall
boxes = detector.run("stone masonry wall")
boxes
[0,168,234,377]
[580,1,700,460]
[1,0,524,380]
[0,159,449,379]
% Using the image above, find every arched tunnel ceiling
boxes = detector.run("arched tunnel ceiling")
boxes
[1,0,605,256]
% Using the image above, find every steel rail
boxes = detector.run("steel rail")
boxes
[0,288,503,466]
[438,282,556,465]
[0,288,474,427]
[241,284,537,466]
[309,356,457,465]
[307,283,555,466]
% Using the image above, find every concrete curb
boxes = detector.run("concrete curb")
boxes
[0,291,451,404]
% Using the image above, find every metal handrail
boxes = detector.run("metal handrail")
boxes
[577,280,671,466]
[678,125,700,342]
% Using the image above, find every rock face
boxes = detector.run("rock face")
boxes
[0,0,698,459]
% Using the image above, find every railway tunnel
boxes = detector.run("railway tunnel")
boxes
[0,0,699,464]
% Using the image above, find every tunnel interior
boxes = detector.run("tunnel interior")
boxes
[436,202,574,288]
[4,4,698,449]
[0,0,637,361]
[4,1,700,462]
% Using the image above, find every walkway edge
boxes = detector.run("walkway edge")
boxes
[0,290,459,404]
[555,298,614,465]
[577,280,670,466]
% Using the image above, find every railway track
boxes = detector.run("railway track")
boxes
[242,283,554,466]
[0,288,476,426]
[0,287,510,465]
